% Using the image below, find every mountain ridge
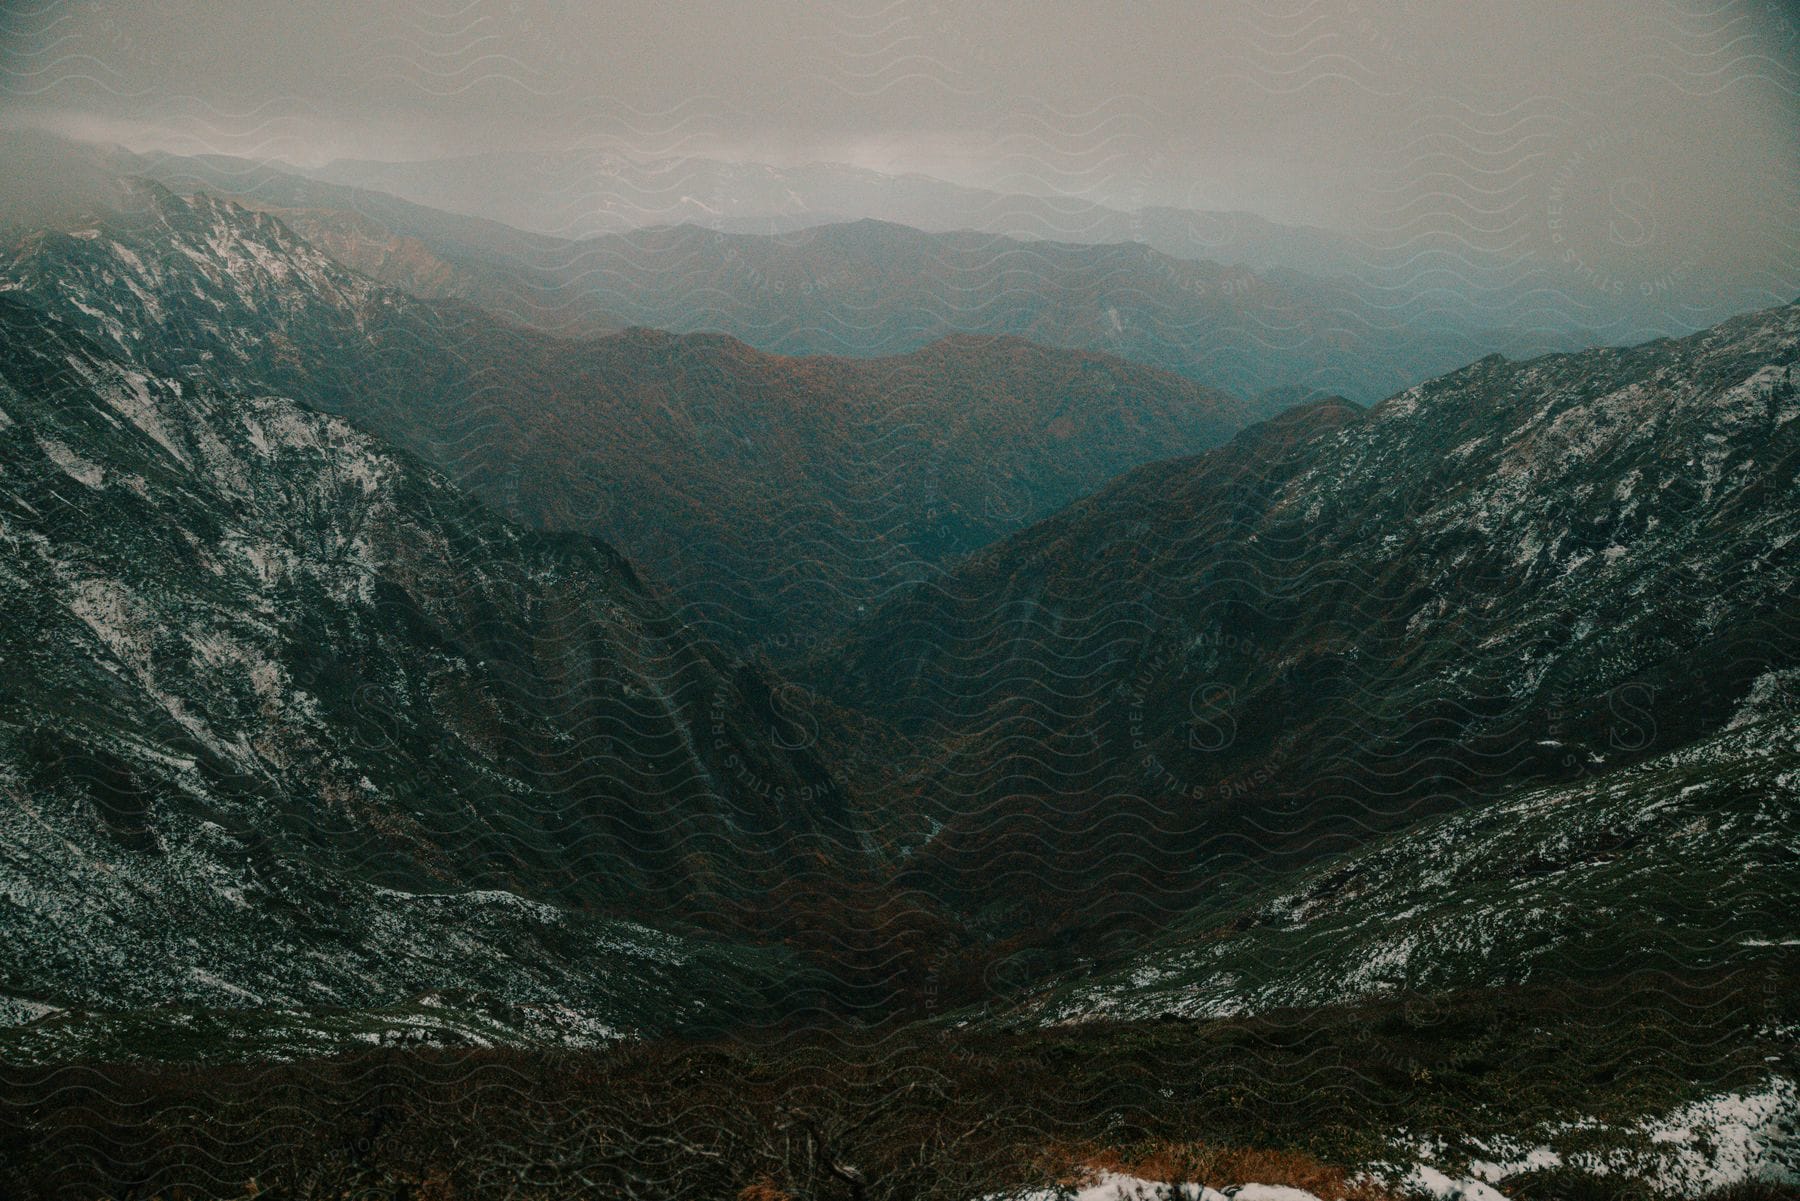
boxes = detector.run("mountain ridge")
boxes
[804,299,1800,936]
[0,181,1259,652]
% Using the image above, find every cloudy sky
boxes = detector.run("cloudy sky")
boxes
[3,0,1796,299]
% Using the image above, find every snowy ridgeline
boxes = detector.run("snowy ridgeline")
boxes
[977,1075,1798,1200]
[988,1173,1499,1200]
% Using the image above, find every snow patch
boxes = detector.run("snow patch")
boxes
[36,436,105,488]
[1404,1165,1511,1200]
[102,368,191,467]
[1633,1076,1800,1195]
[988,1173,1325,1201]
[1728,669,1798,730]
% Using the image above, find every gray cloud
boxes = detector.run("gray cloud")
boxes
[3,0,1796,313]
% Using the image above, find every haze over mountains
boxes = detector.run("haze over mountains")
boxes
[295,146,1794,341]
[4,127,1760,411]
[19,132,1726,400]
[86,134,1561,403]
[290,145,1799,353]
[303,147,1384,272]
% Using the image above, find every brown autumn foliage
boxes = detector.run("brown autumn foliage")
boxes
[1,965,1788,1201]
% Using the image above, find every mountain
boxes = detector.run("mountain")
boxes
[1008,705,1798,1024]
[807,302,1800,938]
[27,136,1764,386]
[29,136,1575,403]
[491,326,1257,650]
[129,146,625,338]
[222,199,623,340]
[0,131,621,342]
[1,153,1795,1201]
[0,296,863,1047]
[0,182,1256,651]
[298,149,1747,356]
[104,137,1561,404]
[499,218,1549,404]
[179,149,1535,405]
[304,150,1373,271]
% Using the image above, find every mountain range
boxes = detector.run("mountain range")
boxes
[295,148,1769,348]
[94,135,1577,403]
[303,148,1376,275]
[492,218,1542,404]
[0,178,1259,651]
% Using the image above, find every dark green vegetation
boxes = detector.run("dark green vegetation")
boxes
[811,304,1800,940]
[1,966,1791,1199]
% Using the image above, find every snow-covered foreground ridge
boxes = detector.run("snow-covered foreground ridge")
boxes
[1372,1076,1799,1197]
[986,1075,1798,1198]
[992,1175,1345,1201]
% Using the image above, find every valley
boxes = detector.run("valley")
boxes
[0,89,1795,1199]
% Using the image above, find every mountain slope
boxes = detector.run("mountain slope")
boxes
[1003,702,1798,1024]
[0,131,621,343]
[223,200,624,339]
[131,152,625,339]
[0,183,1255,651]
[0,297,856,1046]
[808,302,1800,932]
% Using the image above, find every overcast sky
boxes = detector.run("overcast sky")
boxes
[2,0,1796,294]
